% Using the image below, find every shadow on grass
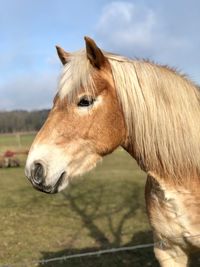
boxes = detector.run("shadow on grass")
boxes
[38,184,200,267]
[38,231,157,267]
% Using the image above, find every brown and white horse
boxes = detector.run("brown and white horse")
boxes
[25,37,200,266]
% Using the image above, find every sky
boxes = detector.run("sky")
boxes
[0,0,200,110]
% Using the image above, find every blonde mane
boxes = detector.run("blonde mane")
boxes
[58,50,200,182]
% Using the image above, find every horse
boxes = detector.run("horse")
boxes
[25,36,200,267]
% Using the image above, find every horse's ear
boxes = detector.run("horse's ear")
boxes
[84,36,106,68]
[56,45,70,65]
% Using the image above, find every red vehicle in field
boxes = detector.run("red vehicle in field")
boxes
[0,150,28,168]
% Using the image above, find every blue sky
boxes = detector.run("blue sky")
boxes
[1,0,200,110]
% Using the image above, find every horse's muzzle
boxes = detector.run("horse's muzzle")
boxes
[31,162,46,185]
[25,161,65,194]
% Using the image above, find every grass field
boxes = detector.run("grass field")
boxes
[0,133,199,267]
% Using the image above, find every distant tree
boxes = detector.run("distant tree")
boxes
[0,110,49,133]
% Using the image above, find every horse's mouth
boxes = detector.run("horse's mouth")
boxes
[32,172,66,194]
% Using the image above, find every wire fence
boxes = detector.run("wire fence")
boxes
[1,235,200,267]
[0,242,156,267]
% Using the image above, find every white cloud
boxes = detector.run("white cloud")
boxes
[2,0,200,111]
[95,1,194,73]
[96,1,156,52]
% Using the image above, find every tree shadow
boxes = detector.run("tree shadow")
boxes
[38,231,157,267]
[38,182,200,267]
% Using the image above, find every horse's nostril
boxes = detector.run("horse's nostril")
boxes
[31,162,45,185]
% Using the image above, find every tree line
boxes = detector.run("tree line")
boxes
[0,110,49,133]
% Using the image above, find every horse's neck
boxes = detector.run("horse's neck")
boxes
[123,141,200,189]
[122,142,147,173]
[147,171,199,189]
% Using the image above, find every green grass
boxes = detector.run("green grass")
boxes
[0,133,199,267]
[0,132,35,153]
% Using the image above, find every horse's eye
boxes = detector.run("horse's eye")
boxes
[77,96,94,107]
